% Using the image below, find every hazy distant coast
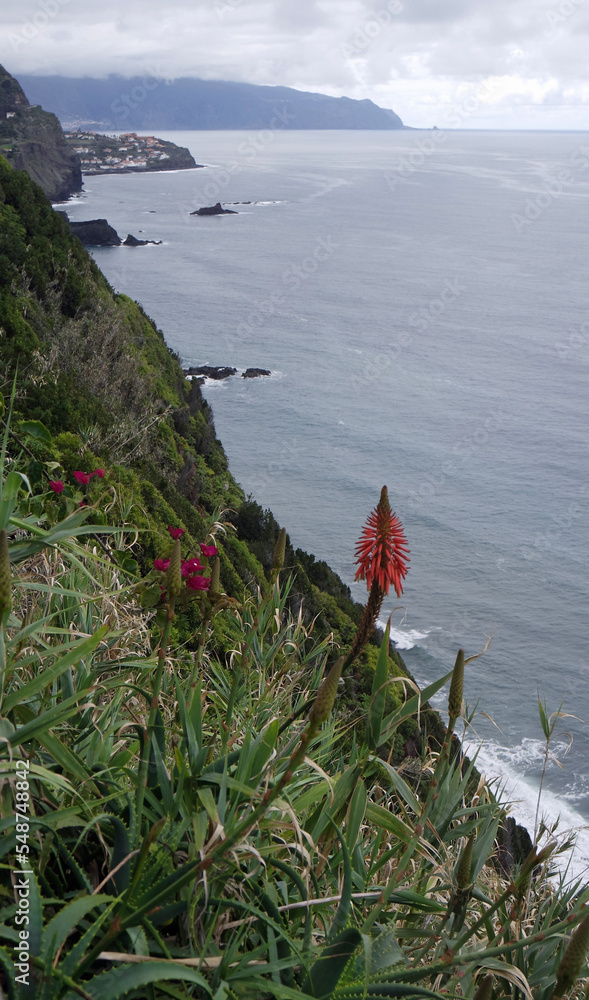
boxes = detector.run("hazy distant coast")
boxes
[18,74,405,131]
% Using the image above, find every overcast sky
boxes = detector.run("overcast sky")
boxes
[3,0,589,129]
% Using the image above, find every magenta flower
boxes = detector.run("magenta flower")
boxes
[200,544,218,558]
[168,526,185,540]
[93,468,106,479]
[182,557,203,576]
[73,471,93,486]
[48,480,64,494]
[185,575,211,591]
[154,558,171,572]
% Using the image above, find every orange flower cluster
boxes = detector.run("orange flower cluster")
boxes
[354,486,409,597]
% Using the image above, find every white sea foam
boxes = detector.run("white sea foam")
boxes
[465,737,589,882]
[188,369,280,387]
[378,617,431,651]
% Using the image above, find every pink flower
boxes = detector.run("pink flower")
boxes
[73,471,93,486]
[182,558,203,576]
[154,558,171,572]
[200,544,218,558]
[48,480,64,494]
[185,575,211,591]
[93,468,106,479]
[168,526,185,540]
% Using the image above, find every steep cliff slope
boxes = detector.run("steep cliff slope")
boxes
[0,64,82,201]
[0,154,438,755]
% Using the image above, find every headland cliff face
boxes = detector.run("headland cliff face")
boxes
[0,64,82,201]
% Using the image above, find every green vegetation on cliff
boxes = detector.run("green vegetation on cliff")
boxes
[0,153,429,747]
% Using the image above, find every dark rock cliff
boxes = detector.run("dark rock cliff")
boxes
[0,64,82,202]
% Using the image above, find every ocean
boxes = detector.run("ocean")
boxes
[58,128,589,874]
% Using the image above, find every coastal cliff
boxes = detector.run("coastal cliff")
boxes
[0,153,436,756]
[0,64,82,201]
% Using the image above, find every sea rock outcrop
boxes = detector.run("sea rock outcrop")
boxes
[68,219,121,246]
[190,202,237,216]
[184,366,237,380]
[242,368,271,378]
[123,233,162,246]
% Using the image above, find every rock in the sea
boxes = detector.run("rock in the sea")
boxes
[184,366,237,380]
[190,202,237,216]
[123,233,162,246]
[242,368,271,378]
[68,219,121,246]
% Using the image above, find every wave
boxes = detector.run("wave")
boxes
[379,617,432,650]
[466,737,589,881]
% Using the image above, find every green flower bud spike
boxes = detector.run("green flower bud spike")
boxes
[210,555,221,594]
[165,538,182,600]
[308,656,344,733]
[0,529,11,618]
[272,527,287,572]
[514,841,556,895]
[448,648,464,728]
[456,832,475,890]
[554,912,589,998]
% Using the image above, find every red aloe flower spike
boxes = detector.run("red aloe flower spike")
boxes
[73,471,92,486]
[168,526,185,540]
[200,543,218,558]
[354,486,409,598]
[48,480,64,494]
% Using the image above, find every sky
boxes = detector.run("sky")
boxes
[2,0,589,129]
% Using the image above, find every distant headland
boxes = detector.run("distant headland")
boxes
[64,130,200,176]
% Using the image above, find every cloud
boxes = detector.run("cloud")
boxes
[2,0,589,128]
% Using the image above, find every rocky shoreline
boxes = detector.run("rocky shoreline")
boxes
[184,365,271,382]
[62,215,161,247]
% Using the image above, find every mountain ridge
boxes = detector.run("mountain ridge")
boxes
[17,73,405,131]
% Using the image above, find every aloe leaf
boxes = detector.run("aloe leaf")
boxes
[0,471,27,530]
[369,758,420,816]
[253,888,294,988]
[3,625,109,713]
[0,944,15,1000]
[150,736,175,812]
[60,901,118,977]
[308,765,362,842]
[346,779,367,853]
[336,986,444,999]
[9,688,99,746]
[302,927,362,999]
[61,960,211,999]
[364,803,414,845]
[377,669,454,744]
[41,895,112,966]
[327,816,354,942]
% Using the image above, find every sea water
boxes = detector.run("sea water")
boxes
[59,129,589,874]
